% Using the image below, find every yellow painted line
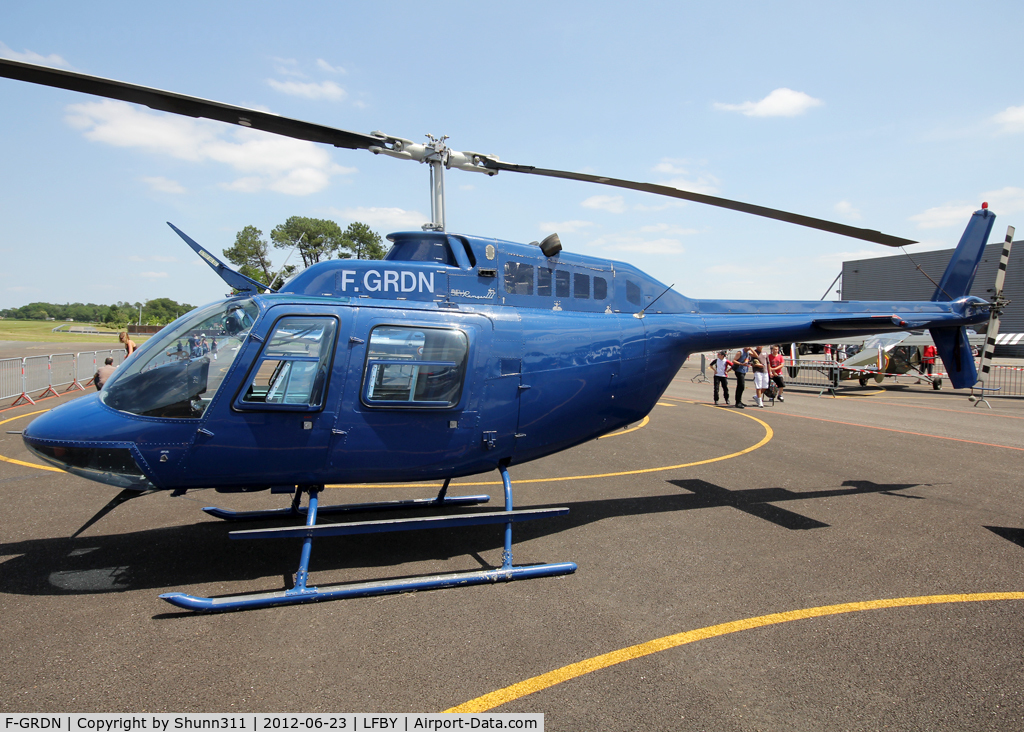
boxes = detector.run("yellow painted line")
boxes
[446,592,1024,713]
[836,388,886,398]
[655,401,676,407]
[0,410,64,472]
[0,454,64,472]
[328,405,772,489]
[0,409,50,426]
[597,415,650,439]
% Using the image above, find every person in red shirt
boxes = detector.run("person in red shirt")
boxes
[767,345,786,402]
[922,344,938,376]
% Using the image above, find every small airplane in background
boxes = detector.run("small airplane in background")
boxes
[793,330,985,389]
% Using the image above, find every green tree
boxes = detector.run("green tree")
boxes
[341,221,386,260]
[271,216,346,268]
[223,225,274,286]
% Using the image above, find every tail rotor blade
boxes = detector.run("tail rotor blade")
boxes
[977,225,1014,387]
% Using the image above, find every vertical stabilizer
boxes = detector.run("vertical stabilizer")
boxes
[930,207,996,301]
[927,207,997,388]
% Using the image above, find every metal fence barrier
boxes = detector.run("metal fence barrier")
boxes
[0,349,126,408]
[693,353,1024,400]
[783,359,841,396]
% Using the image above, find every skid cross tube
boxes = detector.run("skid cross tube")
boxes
[201,477,490,521]
[160,470,576,611]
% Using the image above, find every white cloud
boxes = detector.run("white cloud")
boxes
[582,194,626,213]
[638,223,699,236]
[330,206,428,230]
[142,176,186,194]
[650,159,720,196]
[139,271,168,279]
[834,200,862,220]
[0,42,71,68]
[270,57,303,77]
[267,79,346,101]
[993,105,1024,133]
[539,220,592,234]
[317,59,346,74]
[588,233,686,255]
[984,186,1024,215]
[632,200,687,213]
[909,202,976,230]
[65,100,355,195]
[713,88,824,117]
[909,187,1024,229]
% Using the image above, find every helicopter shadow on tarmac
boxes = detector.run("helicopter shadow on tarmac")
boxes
[0,478,933,601]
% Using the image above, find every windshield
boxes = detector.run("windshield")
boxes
[101,299,260,418]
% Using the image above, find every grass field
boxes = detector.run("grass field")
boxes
[0,320,149,343]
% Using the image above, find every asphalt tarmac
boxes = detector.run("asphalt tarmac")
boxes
[1,363,1022,729]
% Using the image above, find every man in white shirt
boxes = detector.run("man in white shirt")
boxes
[709,350,731,406]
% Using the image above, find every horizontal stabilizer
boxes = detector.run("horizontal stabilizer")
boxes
[931,208,997,301]
[168,223,269,294]
[929,326,978,388]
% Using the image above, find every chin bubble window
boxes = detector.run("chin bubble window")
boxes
[362,326,468,408]
[239,316,338,409]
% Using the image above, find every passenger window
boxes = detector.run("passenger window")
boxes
[241,316,337,408]
[537,267,553,296]
[362,326,468,408]
[504,261,534,295]
[555,270,571,298]
[574,272,590,299]
[626,280,642,306]
[594,276,608,300]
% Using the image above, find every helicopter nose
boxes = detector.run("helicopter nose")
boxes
[22,394,154,490]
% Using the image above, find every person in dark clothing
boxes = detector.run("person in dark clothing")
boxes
[93,357,116,390]
[733,347,752,408]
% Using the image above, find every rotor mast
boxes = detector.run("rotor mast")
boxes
[369,133,498,232]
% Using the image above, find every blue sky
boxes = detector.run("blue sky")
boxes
[2,1,1022,310]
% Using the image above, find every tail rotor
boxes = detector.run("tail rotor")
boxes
[970,225,1014,404]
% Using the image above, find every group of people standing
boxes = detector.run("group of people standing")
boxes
[709,345,786,408]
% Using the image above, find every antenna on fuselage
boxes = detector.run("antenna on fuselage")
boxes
[266,232,305,292]
[633,283,676,319]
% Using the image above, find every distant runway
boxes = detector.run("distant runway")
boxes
[1,362,1022,729]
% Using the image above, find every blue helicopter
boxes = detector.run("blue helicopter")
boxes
[0,58,1001,611]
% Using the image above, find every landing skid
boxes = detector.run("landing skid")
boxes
[161,469,576,611]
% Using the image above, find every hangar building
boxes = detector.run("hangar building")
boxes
[841,239,1024,358]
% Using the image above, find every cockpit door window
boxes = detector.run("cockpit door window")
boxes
[237,316,338,410]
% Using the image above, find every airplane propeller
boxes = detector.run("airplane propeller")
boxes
[0,57,917,248]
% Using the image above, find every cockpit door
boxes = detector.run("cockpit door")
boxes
[186,309,349,487]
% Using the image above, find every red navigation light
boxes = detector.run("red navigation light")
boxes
[982,201,989,209]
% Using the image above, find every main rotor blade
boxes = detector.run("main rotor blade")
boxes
[483,160,917,248]
[1,57,917,247]
[0,58,382,151]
